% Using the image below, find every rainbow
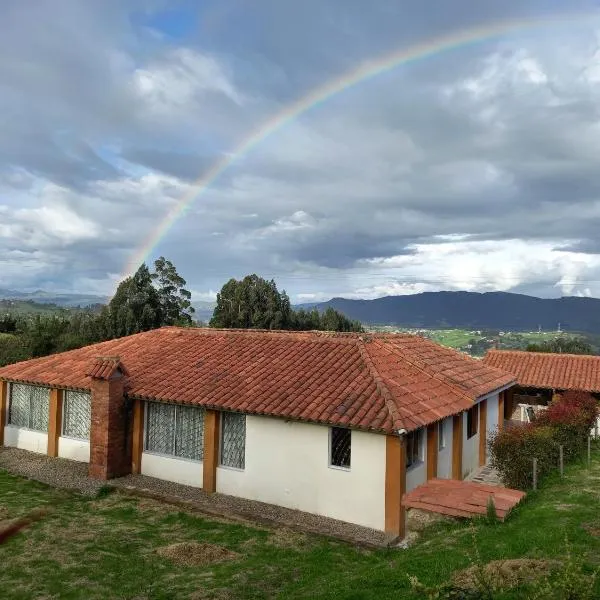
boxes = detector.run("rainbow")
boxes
[124,11,596,277]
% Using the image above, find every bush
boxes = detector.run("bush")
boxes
[489,391,598,489]
[489,425,558,490]
[536,391,597,461]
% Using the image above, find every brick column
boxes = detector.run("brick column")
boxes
[426,423,438,480]
[478,399,487,466]
[131,399,145,475]
[384,434,406,541]
[203,409,220,492]
[452,413,463,480]
[87,357,131,480]
[47,389,63,457]
[0,380,7,446]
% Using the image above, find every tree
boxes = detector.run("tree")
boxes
[526,337,595,355]
[210,274,363,332]
[210,275,291,329]
[151,256,195,326]
[104,264,163,338]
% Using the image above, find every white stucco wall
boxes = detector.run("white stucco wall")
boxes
[58,437,90,463]
[215,416,386,531]
[437,417,453,479]
[462,410,480,478]
[406,427,427,492]
[485,394,499,465]
[141,452,203,488]
[4,426,48,454]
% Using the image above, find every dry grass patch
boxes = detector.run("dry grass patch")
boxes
[265,527,312,550]
[452,558,560,591]
[156,542,239,567]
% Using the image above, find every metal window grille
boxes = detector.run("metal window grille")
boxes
[330,427,351,468]
[220,412,246,469]
[175,405,204,461]
[9,384,49,432]
[145,402,204,461]
[62,391,91,440]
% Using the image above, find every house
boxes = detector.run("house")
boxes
[483,350,600,429]
[0,327,515,539]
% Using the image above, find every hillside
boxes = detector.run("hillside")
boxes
[0,288,106,308]
[308,291,600,333]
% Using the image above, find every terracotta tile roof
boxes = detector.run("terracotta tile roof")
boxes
[85,357,129,381]
[0,328,514,433]
[483,349,600,393]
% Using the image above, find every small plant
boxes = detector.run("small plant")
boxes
[96,485,114,499]
[486,497,498,524]
[526,535,598,600]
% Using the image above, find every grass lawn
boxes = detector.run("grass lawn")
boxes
[1,450,600,599]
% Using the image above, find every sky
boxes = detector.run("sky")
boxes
[3,0,600,303]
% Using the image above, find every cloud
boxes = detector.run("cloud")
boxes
[2,0,600,303]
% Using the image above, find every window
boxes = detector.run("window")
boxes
[406,429,424,469]
[145,402,204,461]
[62,391,91,440]
[329,427,351,469]
[220,412,246,469]
[467,404,479,439]
[8,384,50,432]
[438,420,446,451]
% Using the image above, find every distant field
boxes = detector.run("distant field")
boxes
[0,300,88,317]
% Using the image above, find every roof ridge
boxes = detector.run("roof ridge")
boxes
[487,349,600,360]
[373,338,477,403]
[357,338,405,432]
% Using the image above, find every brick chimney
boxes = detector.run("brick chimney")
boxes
[86,357,132,480]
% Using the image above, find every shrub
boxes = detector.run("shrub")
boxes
[536,391,597,460]
[489,425,558,490]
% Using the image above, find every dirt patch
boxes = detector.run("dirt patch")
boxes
[265,527,312,549]
[554,503,577,511]
[582,522,600,537]
[453,559,560,591]
[156,542,238,567]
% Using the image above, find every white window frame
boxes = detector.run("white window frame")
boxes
[219,412,246,471]
[143,401,205,463]
[8,383,50,432]
[406,428,424,470]
[329,426,352,471]
[438,419,446,451]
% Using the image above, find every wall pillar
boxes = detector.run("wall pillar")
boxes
[452,413,463,480]
[203,409,220,492]
[384,434,406,541]
[131,399,144,475]
[426,423,438,480]
[0,380,7,446]
[47,389,63,457]
[498,391,505,430]
[87,357,131,480]
[478,399,487,466]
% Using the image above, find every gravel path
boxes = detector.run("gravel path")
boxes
[0,447,104,496]
[0,448,389,546]
[111,473,389,547]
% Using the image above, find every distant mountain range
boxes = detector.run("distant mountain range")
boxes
[304,291,600,333]
[4,288,600,333]
[0,288,107,308]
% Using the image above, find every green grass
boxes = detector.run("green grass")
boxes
[1,450,600,599]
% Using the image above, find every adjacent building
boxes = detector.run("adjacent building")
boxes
[0,327,514,539]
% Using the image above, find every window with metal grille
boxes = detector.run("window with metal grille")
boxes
[406,429,424,469]
[467,404,479,439]
[8,384,50,432]
[145,402,204,461]
[62,391,91,440]
[220,412,246,469]
[329,427,351,469]
[438,420,446,451]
